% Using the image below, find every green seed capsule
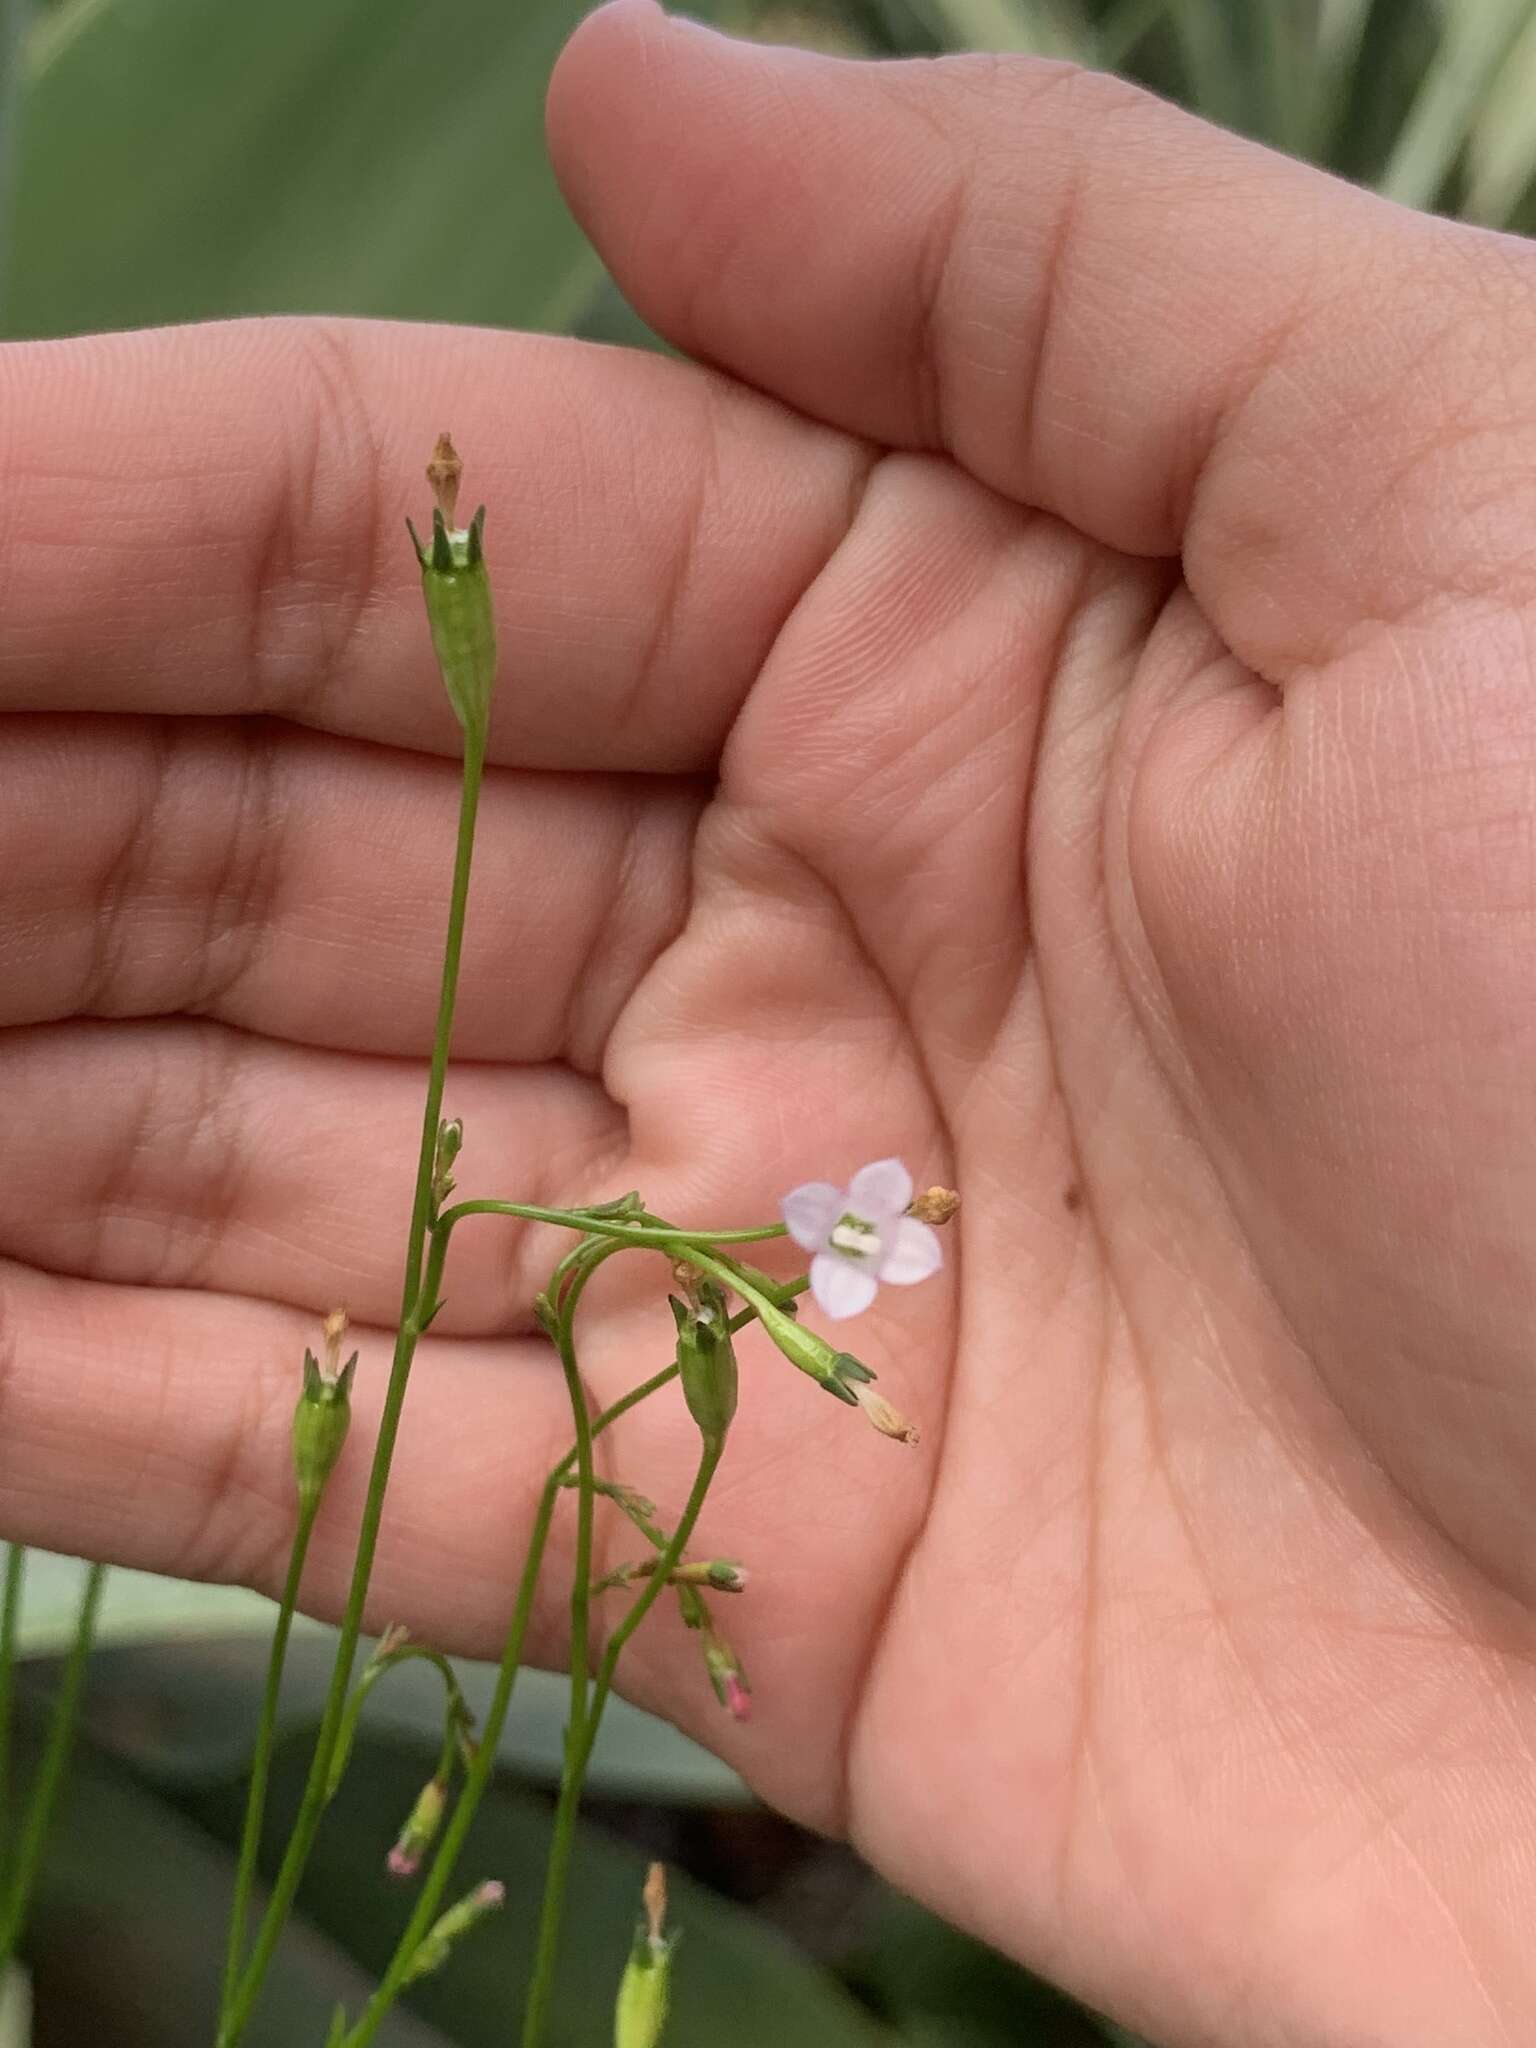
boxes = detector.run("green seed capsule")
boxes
[407,505,497,738]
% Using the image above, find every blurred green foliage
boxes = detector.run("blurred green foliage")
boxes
[5,0,1536,343]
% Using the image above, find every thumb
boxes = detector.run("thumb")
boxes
[549,1,1536,682]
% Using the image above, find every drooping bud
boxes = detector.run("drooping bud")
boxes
[751,1298,874,1407]
[402,1880,506,1984]
[387,1774,448,1880]
[292,1311,357,1514]
[669,1279,738,1449]
[613,1863,674,2048]
[908,1185,960,1226]
[702,1630,752,1722]
[406,435,497,739]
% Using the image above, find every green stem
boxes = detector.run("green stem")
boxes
[328,1643,471,1808]
[437,1200,789,1251]
[520,1434,722,2048]
[556,1290,598,1748]
[217,728,487,2048]
[219,1500,318,2017]
[0,1561,105,1965]
[0,1546,26,1899]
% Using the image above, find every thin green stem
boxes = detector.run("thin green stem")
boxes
[219,1500,319,2017]
[0,1546,26,1899]
[328,1643,470,1807]
[0,1561,105,1965]
[217,729,487,2048]
[437,1199,789,1251]
[520,1435,722,2048]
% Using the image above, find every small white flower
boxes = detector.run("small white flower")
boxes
[780,1158,943,1321]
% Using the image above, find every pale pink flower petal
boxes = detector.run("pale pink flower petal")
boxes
[848,1157,913,1219]
[879,1216,943,1286]
[810,1251,880,1321]
[780,1181,843,1251]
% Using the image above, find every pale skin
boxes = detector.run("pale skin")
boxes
[3,1,1536,2039]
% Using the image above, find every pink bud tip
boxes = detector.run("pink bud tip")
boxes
[387,1846,420,1879]
[475,1881,506,1908]
[724,1675,752,1722]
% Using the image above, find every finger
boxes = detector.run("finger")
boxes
[550,3,1536,675]
[0,715,698,1061]
[0,1258,913,1829]
[0,318,868,768]
[0,1019,623,1331]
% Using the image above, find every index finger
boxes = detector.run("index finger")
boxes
[0,318,869,769]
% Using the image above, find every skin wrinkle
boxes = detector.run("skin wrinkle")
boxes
[83,719,177,1017]
[189,718,288,1015]
[253,319,385,727]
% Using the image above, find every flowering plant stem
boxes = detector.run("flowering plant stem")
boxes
[0,1560,106,1968]
[519,1430,722,2048]
[333,1247,648,2048]
[216,726,487,2048]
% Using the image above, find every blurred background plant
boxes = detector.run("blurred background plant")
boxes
[4,0,1536,2042]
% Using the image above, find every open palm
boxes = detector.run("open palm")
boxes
[5,5,1536,2040]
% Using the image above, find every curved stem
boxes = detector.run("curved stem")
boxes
[218,728,486,2048]
[0,1561,105,1966]
[219,1499,318,2017]
[520,1434,722,2048]
[437,1199,789,1251]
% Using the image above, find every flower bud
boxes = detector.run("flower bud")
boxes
[669,1281,738,1448]
[407,436,496,739]
[751,1299,874,1407]
[702,1630,751,1722]
[292,1317,357,1514]
[614,1864,674,2048]
[402,1880,505,1984]
[908,1185,960,1225]
[432,1116,464,1211]
[387,1774,447,1880]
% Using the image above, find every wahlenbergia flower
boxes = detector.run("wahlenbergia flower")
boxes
[781,1158,943,1320]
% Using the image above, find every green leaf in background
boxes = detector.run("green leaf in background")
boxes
[16,1710,451,2047]
[7,0,664,340]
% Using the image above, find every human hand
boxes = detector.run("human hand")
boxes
[5,3,1536,2038]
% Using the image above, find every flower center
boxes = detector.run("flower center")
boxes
[828,1211,881,1263]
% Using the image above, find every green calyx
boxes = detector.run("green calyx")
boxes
[751,1298,873,1405]
[293,1348,357,1511]
[406,504,496,737]
[670,1282,738,1446]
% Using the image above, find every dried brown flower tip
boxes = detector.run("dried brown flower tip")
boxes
[908,1186,960,1226]
[643,1863,668,1946]
[853,1382,920,1447]
[427,433,463,527]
